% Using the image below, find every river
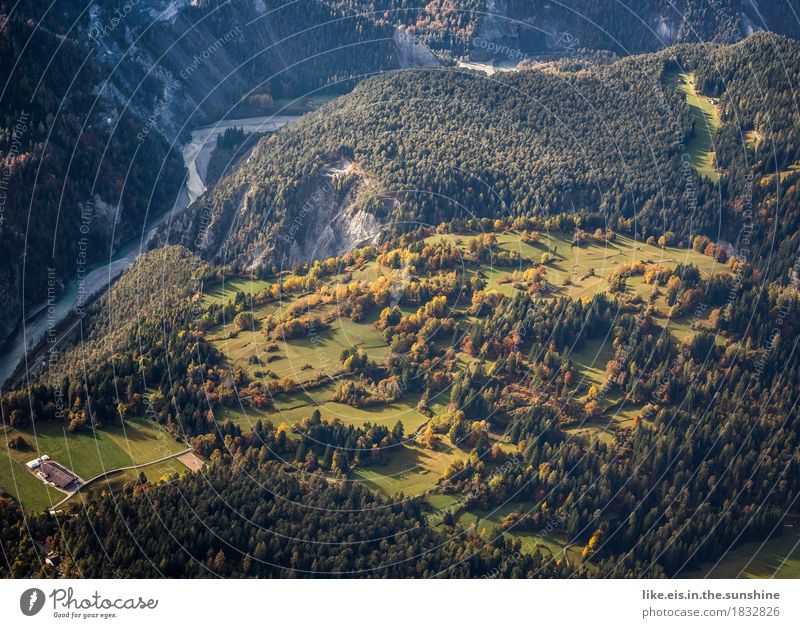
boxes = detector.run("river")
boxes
[0,114,300,388]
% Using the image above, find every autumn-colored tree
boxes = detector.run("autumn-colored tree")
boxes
[582,529,603,558]
[584,399,602,418]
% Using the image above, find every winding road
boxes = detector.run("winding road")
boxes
[48,447,193,512]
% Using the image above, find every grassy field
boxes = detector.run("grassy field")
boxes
[432,230,726,354]
[563,418,616,445]
[427,390,452,417]
[211,305,389,384]
[681,531,800,578]
[667,70,722,182]
[0,439,61,512]
[215,405,276,430]
[427,491,461,513]
[570,336,616,390]
[654,310,718,343]
[352,438,467,496]
[277,396,431,432]
[564,331,657,443]
[0,417,185,511]
[202,276,273,305]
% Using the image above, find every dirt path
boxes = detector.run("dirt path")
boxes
[49,448,192,512]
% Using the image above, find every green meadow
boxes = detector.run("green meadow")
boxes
[429,231,724,303]
[352,438,468,496]
[666,70,722,182]
[202,276,274,305]
[0,417,185,511]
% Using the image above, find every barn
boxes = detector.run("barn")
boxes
[38,461,79,491]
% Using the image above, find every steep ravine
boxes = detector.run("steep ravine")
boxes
[0,0,442,377]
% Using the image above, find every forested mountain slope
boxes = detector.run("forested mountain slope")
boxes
[1,245,218,432]
[0,10,185,349]
[173,33,800,280]
[323,0,800,58]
